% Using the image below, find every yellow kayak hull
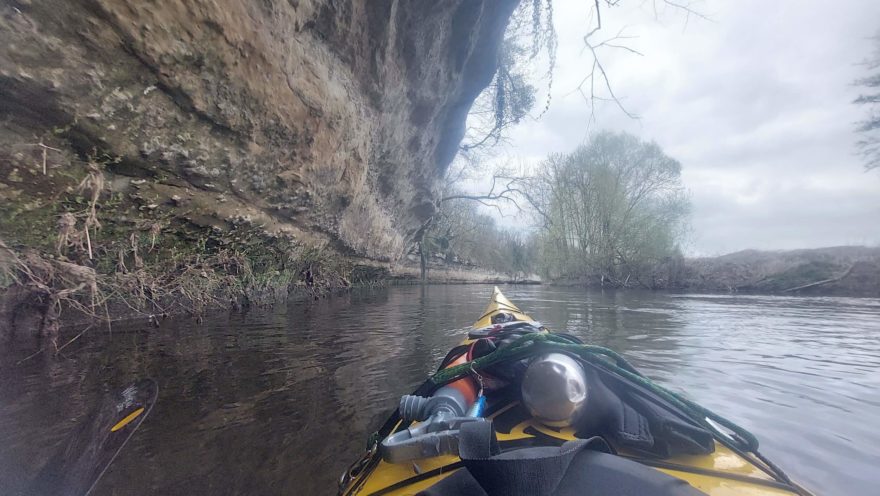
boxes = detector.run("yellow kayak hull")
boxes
[342,287,814,496]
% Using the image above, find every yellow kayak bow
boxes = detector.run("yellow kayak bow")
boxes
[340,287,814,496]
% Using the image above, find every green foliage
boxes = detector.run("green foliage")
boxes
[531,131,690,286]
[434,131,688,284]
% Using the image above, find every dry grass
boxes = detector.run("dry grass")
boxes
[0,145,358,358]
[1,156,356,352]
[75,162,104,259]
[1,239,107,355]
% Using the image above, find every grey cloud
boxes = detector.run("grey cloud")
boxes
[491,0,880,254]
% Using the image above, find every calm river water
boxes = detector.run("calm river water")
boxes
[1,285,879,495]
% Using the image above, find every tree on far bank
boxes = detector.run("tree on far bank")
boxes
[855,32,880,171]
[530,131,690,286]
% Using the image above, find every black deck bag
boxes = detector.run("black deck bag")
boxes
[574,361,715,458]
[417,421,706,496]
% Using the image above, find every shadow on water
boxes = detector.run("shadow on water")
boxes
[1,285,879,495]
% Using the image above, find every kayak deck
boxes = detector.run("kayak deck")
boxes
[342,287,812,496]
[354,411,797,496]
[471,287,534,329]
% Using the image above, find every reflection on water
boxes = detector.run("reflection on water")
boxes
[1,285,878,495]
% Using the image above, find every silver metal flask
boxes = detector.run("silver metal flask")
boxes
[521,353,588,427]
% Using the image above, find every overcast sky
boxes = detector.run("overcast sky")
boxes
[482,0,880,256]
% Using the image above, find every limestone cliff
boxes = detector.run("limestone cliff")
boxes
[1,0,517,257]
[0,1,519,327]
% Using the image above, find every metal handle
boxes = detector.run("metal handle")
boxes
[379,414,488,463]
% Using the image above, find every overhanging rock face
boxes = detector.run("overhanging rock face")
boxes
[0,0,518,260]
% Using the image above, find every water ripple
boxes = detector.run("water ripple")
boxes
[0,286,877,495]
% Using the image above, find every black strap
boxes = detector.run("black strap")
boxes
[615,400,654,447]
[416,422,706,496]
[458,421,500,458]
[457,421,610,496]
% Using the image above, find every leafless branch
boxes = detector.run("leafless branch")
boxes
[575,0,709,122]
[442,169,551,225]
[578,2,642,121]
[660,0,712,23]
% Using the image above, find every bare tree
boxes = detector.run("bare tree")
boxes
[418,194,538,280]
[415,150,551,281]
[855,32,880,171]
[422,1,707,279]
